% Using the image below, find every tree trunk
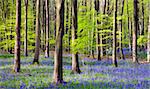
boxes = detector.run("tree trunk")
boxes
[130,20,133,54]
[101,0,107,57]
[41,1,46,52]
[65,0,69,52]
[33,0,40,64]
[140,0,144,35]
[32,0,36,31]
[147,15,150,62]
[45,0,50,58]
[13,0,21,72]
[68,0,72,53]
[53,0,64,84]
[133,0,139,63]
[139,0,145,52]
[107,0,110,14]
[71,0,81,74]
[90,0,95,59]
[95,0,101,61]
[126,0,132,55]
[119,0,125,60]
[24,0,28,56]
[113,0,118,67]
[10,0,15,54]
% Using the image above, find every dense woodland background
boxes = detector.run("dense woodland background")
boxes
[0,0,150,88]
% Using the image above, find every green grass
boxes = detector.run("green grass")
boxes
[0,54,14,58]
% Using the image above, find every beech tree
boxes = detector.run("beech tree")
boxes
[71,0,81,74]
[95,0,101,61]
[113,0,118,67]
[45,0,50,58]
[119,0,125,60]
[53,0,64,84]
[33,0,40,64]
[24,0,28,56]
[132,0,139,63]
[13,0,21,72]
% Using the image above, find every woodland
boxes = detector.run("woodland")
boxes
[0,0,150,89]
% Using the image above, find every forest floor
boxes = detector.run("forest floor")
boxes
[0,54,150,89]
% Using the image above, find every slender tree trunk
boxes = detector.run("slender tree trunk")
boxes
[133,0,139,63]
[65,0,69,52]
[126,0,132,54]
[54,4,56,39]
[90,0,95,59]
[107,0,110,14]
[41,1,46,52]
[24,0,28,56]
[141,0,144,35]
[68,0,72,53]
[101,0,107,57]
[9,0,15,54]
[95,0,101,61]
[33,0,40,64]
[32,0,36,31]
[71,0,81,74]
[147,15,150,62]
[53,0,64,84]
[113,0,118,67]
[45,0,50,58]
[119,0,125,60]
[139,0,145,52]
[130,20,133,54]
[13,0,21,72]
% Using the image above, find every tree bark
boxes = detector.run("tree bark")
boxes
[45,0,50,58]
[32,0,36,31]
[95,0,101,61]
[65,0,69,52]
[113,0,118,67]
[140,0,144,35]
[68,0,72,53]
[90,0,95,59]
[101,0,107,57]
[119,0,125,60]
[126,0,132,54]
[13,0,21,72]
[24,0,28,56]
[147,15,150,62]
[33,0,40,64]
[9,0,15,54]
[71,0,81,74]
[133,0,139,63]
[53,0,64,84]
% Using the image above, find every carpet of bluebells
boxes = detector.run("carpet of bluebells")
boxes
[0,54,150,89]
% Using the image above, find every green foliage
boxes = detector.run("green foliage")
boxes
[137,51,147,60]
[137,35,147,46]
[0,0,149,57]
[0,0,37,52]
[0,54,14,58]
